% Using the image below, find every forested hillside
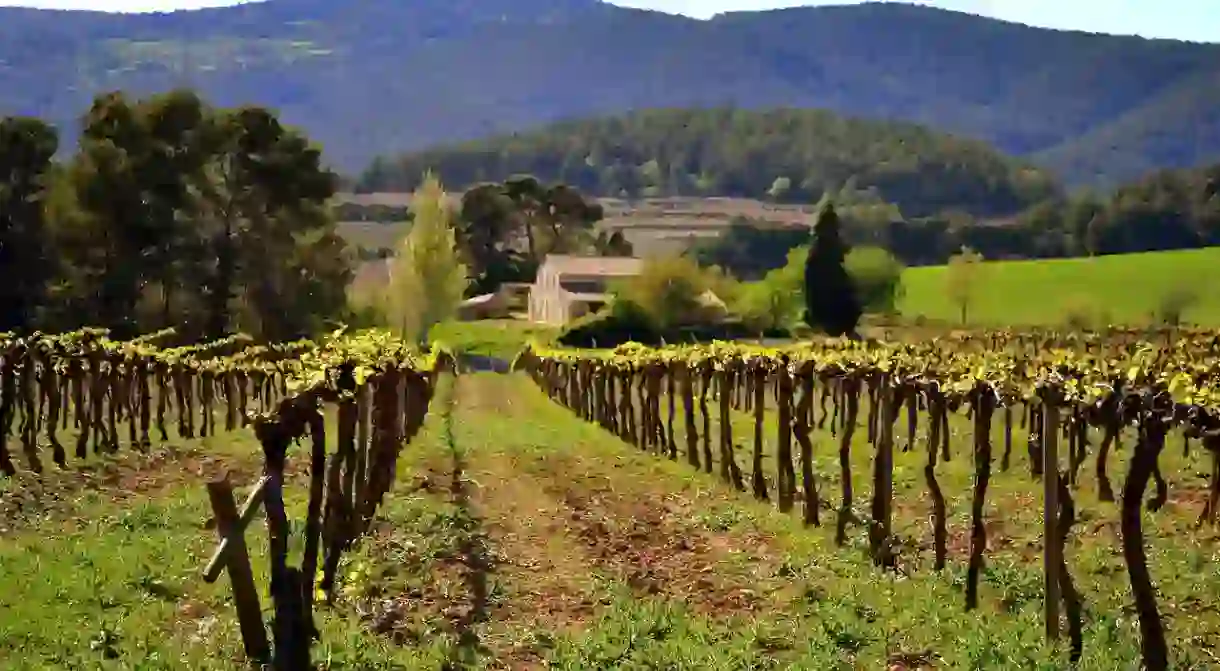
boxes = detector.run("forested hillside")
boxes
[356,108,1061,217]
[0,0,1217,183]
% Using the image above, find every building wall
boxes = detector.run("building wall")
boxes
[529,262,640,325]
[529,264,565,324]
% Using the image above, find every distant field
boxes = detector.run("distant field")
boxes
[334,194,806,257]
[338,221,397,250]
[899,247,1220,327]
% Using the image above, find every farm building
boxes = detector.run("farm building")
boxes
[528,255,645,325]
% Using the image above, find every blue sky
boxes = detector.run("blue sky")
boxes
[4,0,1218,43]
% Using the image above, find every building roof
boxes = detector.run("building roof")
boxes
[564,291,612,303]
[460,293,499,307]
[540,255,644,277]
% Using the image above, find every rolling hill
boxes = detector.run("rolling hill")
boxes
[0,0,1217,185]
[358,107,1061,217]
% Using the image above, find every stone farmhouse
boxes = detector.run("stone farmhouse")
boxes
[357,253,727,326]
[527,255,645,325]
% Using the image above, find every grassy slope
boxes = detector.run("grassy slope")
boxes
[898,247,1220,327]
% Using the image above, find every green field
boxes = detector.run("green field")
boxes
[898,247,1220,327]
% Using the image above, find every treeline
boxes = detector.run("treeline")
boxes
[0,89,351,341]
[690,162,1220,275]
[355,107,1062,219]
[878,162,1220,265]
[993,164,1220,259]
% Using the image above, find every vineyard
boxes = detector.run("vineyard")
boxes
[5,323,1220,668]
[0,326,448,668]
[518,328,1220,670]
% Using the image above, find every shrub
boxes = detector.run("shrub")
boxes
[1060,295,1096,330]
[558,298,658,348]
[558,297,780,348]
[735,270,803,334]
[1158,285,1199,326]
[845,246,905,315]
[619,255,711,330]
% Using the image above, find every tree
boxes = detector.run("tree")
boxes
[845,246,905,314]
[457,182,527,295]
[803,203,861,337]
[592,229,634,257]
[52,90,218,338]
[211,106,344,341]
[385,173,468,345]
[56,92,151,337]
[37,92,351,341]
[0,117,58,332]
[456,176,610,295]
[365,108,1061,218]
[537,182,604,255]
[620,255,709,331]
[688,219,809,280]
[503,174,545,260]
[139,90,213,330]
[946,245,985,324]
[736,267,802,334]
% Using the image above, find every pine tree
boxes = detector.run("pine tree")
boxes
[803,202,861,337]
[385,173,468,345]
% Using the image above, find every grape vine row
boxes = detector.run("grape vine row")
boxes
[519,332,1220,670]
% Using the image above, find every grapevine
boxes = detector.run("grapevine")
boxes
[518,332,1220,670]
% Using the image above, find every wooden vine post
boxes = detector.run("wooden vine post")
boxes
[203,474,271,664]
[1042,394,1062,643]
[868,378,894,567]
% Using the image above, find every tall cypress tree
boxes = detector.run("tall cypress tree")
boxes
[803,202,862,337]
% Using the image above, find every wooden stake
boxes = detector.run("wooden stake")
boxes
[1043,402,1062,642]
[206,476,271,663]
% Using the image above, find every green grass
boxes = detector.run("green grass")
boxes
[325,374,1220,668]
[6,369,1219,668]
[431,319,557,361]
[0,421,432,669]
[898,246,1220,327]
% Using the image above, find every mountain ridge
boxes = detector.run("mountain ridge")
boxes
[0,0,1217,185]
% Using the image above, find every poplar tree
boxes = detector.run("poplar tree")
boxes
[385,173,468,345]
